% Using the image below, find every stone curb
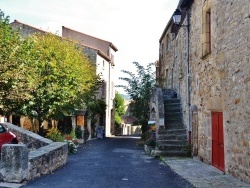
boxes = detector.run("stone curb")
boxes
[162,157,250,188]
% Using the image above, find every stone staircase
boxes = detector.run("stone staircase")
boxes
[154,97,191,157]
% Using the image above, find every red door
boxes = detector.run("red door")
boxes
[212,112,225,171]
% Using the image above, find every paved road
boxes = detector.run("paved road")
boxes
[21,136,194,188]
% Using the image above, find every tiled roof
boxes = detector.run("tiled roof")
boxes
[62,26,118,52]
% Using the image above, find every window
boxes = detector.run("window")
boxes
[202,0,212,57]
[102,60,105,70]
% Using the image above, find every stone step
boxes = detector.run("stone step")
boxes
[165,123,185,129]
[165,112,183,118]
[164,102,181,106]
[164,103,181,108]
[158,134,187,141]
[164,106,181,111]
[157,144,190,151]
[157,140,188,145]
[164,116,182,123]
[165,122,183,128]
[163,98,181,103]
[165,121,183,126]
[154,150,191,157]
[158,128,187,135]
[165,108,181,113]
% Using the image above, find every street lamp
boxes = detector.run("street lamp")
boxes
[172,8,191,145]
[172,9,182,25]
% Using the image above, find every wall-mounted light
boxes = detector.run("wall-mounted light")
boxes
[172,9,182,25]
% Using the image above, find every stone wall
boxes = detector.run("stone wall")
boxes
[159,0,250,183]
[212,0,250,183]
[188,0,250,183]
[4,122,52,150]
[29,142,68,180]
[149,87,165,141]
[159,15,190,131]
[0,123,68,183]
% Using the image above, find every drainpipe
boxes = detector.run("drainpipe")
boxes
[178,7,191,144]
[108,60,111,135]
[185,9,191,145]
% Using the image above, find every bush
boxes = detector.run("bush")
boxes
[70,128,76,139]
[145,139,156,147]
[64,133,78,154]
[64,134,73,141]
[46,127,63,142]
[141,131,150,141]
[64,140,77,154]
[75,126,83,139]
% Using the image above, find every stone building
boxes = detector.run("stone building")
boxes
[157,0,249,183]
[7,20,118,137]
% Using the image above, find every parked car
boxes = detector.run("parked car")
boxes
[0,123,18,150]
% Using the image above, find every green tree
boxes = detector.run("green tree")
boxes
[19,33,99,135]
[118,62,155,133]
[114,92,125,126]
[0,10,34,115]
[0,11,100,135]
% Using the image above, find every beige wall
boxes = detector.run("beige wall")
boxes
[62,26,117,137]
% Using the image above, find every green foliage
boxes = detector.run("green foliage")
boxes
[141,131,151,141]
[75,126,83,139]
[86,98,106,123]
[0,10,100,135]
[63,133,78,154]
[20,33,99,124]
[114,92,126,126]
[117,62,155,133]
[65,140,78,154]
[46,127,64,142]
[145,139,156,147]
[70,128,76,139]
[0,10,34,115]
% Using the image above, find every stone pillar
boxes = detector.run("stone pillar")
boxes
[87,119,91,140]
[71,116,76,130]
[0,144,29,183]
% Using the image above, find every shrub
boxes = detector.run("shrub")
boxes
[75,126,83,139]
[70,128,76,139]
[145,139,156,147]
[46,127,63,142]
[65,140,77,154]
[64,134,73,141]
[64,133,78,154]
[141,131,150,141]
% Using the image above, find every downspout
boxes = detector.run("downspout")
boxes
[179,7,191,144]
[186,10,191,145]
[108,60,111,136]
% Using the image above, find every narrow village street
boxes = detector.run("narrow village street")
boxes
[21,136,194,188]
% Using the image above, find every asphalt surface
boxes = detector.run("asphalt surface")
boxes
[21,136,194,188]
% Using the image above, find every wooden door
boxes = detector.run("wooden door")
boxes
[212,112,225,171]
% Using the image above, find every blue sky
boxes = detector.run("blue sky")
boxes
[1,0,179,94]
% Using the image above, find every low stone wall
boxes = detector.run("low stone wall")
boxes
[3,122,52,150]
[29,142,68,180]
[0,144,29,183]
[0,123,68,183]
